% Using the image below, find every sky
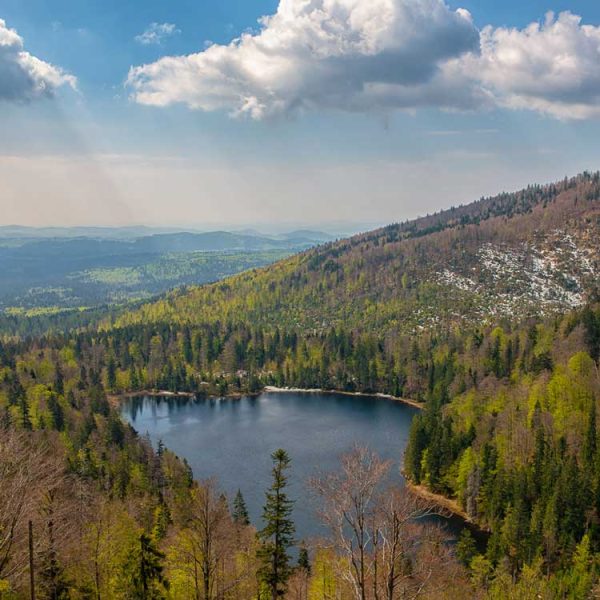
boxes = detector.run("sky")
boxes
[1,0,600,230]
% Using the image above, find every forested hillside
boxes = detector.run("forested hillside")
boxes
[113,172,600,333]
[2,173,600,597]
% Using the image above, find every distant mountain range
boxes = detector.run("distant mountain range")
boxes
[0,229,335,311]
[0,225,182,240]
[0,225,338,243]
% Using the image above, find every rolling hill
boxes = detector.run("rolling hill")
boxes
[0,230,324,311]
[95,171,600,584]
[115,172,600,333]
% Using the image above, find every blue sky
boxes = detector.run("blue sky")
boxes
[1,1,600,229]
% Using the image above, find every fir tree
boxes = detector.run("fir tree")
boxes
[233,489,250,526]
[456,529,477,568]
[39,519,71,600]
[20,397,32,430]
[107,356,117,392]
[297,546,311,575]
[583,403,597,468]
[54,363,64,396]
[47,393,64,431]
[182,327,193,364]
[258,449,296,600]
[125,533,169,600]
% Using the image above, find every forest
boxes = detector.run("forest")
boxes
[1,296,599,597]
[1,174,600,597]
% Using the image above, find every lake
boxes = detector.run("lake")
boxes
[121,391,467,543]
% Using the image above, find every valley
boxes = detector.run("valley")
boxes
[0,229,334,312]
[0,172,599,598]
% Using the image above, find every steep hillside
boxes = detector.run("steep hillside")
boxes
[115,172,600,333]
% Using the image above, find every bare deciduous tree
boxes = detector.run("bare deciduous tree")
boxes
[169,478,254,599]
[376,488,450,599]
[310,446,391,600]
[311,445,461,600]
[0,430,64,586]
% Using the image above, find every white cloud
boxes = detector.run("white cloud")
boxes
[127,0,481,119]
[135,23,180,46]
[127,4,600,120]
[0,18,76,102]
[471,11,600,120]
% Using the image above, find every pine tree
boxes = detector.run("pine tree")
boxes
[39,519,71,600]
[54,363,64,396]
[258,449,296,600]
[182,327,193,364]
[129,364,140,390]
[583,403,597,469]
[297,546,311,575]
[456,529,477,567]
[404,414,427,483]
[47,393,64,431]
[107,356,117,392]
[125,533,169,599]
[233,489,250,526]
[20,397,32,430]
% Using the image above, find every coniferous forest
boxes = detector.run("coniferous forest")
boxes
[0,174,600,598]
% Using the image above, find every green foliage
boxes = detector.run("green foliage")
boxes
[122,534,169,599]
[111,173,600,337]
[0,172,598,596]
[257,449,296,598]
[233,489,250,526]
[404,306,600,583]
[0,242,293,313]
[456,529,478,568]
[297,546,311,575]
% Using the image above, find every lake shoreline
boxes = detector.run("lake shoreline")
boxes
[111,386,424,410]
[405,480,470,523]
[404,480,490,542]
[108,389,259,407]
[263,386,424,410]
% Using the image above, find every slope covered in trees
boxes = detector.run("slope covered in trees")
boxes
[1,172,600,597]
[0,323,469,597]
[113,172,600,334]
[94,171,600,595]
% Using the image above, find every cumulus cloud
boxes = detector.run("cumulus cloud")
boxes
[472,12,600,120]
[126,2,600,120]
[0,18,76,102]
[135,23,180,46]
[127,0,482,119]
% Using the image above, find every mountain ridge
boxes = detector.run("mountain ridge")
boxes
[114,172,600,333]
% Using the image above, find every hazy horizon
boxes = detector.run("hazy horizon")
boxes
[1,0,600,227]
[0,221,382,238]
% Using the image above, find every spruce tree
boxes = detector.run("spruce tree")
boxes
[107,356,117,392]
[39,519,71,600]
[258,449,296,600]
[456,529,477,567]
[233,489,250,526]
[297,546,311,575]
[583,403,597,468]
[125,533,169,599]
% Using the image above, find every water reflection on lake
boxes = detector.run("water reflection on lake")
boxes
[121,391,470,543]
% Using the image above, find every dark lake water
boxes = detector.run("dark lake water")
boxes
[121,391,469,543]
